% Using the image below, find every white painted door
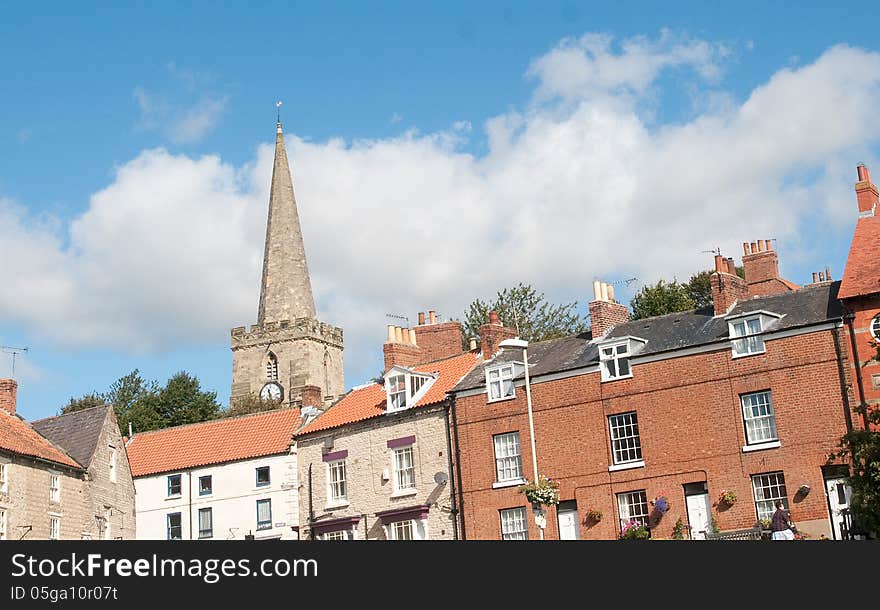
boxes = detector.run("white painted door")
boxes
[557,508,580,540]
[686,493,711,540]
[825,477,852,540]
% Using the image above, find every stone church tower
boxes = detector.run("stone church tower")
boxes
[230,120,344,408]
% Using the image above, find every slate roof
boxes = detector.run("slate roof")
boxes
[126,407,301,477]
[839,213,880,299]
[297,351,480,436]
[452,281,844,392]
[32,404,112,468]
[0,409,81,469]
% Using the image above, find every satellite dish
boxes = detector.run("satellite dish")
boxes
[434,472,449,485]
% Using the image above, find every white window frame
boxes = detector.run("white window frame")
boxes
[393,446,416,493]
[384,369,434,412]
[871,314,880,340]
[730,316,765,357]
[199,475,213,496]
[752,471,788,522]
[616,490,649,531]
[390,519,416,540]
[608,412,643,466]
[49,472,60,503]
[0,462,8,494]
[167,474,182,497]
[600,341,632,382]
[323,530,348,540]
[328,460,347,504]
[493,432,524,484]
[486,363,516,402]
[741,391,778,446]
[500,507,528,540]
[0,508,7,540]
[49,515,61,540]
[109,446,117,483]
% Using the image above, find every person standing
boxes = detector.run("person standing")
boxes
[770,500,795,540]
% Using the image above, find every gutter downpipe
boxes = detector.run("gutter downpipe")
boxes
[443,398,459,540]
[843,304,870,429]
[308,463,315,540]
[450,392,466,540]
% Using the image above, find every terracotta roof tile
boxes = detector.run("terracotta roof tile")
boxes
[839,215,880,299]
[126,408,301,477]
[298,351,479,435]
[0,409,81,469]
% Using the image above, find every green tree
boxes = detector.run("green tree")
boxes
[61,369,219,435]
[685,270,714,309]
[630,279,694,320]
[835,402,880,538]
[155,371,221,427]
[62,393,106,413]
[462,282,589,345]
[224,393,284,418]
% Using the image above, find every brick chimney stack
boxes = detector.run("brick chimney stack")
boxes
[711,254,749,315]
[855,163,878,216]
[383,324,423,371]
[300,385,323,409]
[412,310,464,363]
[0,378,17,415]
[479,310,516,360]
[589,280,631,338]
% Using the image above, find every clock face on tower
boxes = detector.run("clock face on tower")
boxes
[260,382,283,401]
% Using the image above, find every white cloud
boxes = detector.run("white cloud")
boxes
[4,34,880,386]
[133,63,228,144]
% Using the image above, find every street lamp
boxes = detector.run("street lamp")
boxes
[498,337,544,540]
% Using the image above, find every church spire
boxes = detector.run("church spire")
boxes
[257,118,317,324]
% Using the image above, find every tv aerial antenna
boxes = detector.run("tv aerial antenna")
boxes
[1,345,28,377]
[385,313,410,327]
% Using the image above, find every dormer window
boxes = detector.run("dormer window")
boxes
[727,311,781,357]
[486,362,514,402]
[731,317,764,356]
[384,367,435,413]
[598,336,646,382]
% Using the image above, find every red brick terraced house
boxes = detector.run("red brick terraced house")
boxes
[448,169,877,541]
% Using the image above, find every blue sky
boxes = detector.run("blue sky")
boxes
[3,1,880,421]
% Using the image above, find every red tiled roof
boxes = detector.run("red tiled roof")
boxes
[839,214,880,299]
[126,408,301,477]
[0,409,81,469]
[298,351,480,435]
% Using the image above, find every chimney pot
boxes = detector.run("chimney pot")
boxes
[418,312,425,326]
[750,241,757,254]
[0,378,17,415]
[812,272,818,284]
[428,310,437,324]
[600,282,609,302]
[858,164,870,183]
[488,310,500,325]
[743,243,750,256]
[592,280,601,302]
[608,284,616,302]
[394,326,403,343]
[825,265,832,281]
[714,254,724,273]
[726,258,737,275]
[387,325,396,342]
[757,240,765,252]
[819,271,825,282]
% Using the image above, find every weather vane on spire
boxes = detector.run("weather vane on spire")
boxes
[276,100,282,124]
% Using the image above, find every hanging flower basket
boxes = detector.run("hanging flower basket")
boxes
[584,508,603,524]
[651,496,669,514]
[719,490,737,507]
[518,475,560,507]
